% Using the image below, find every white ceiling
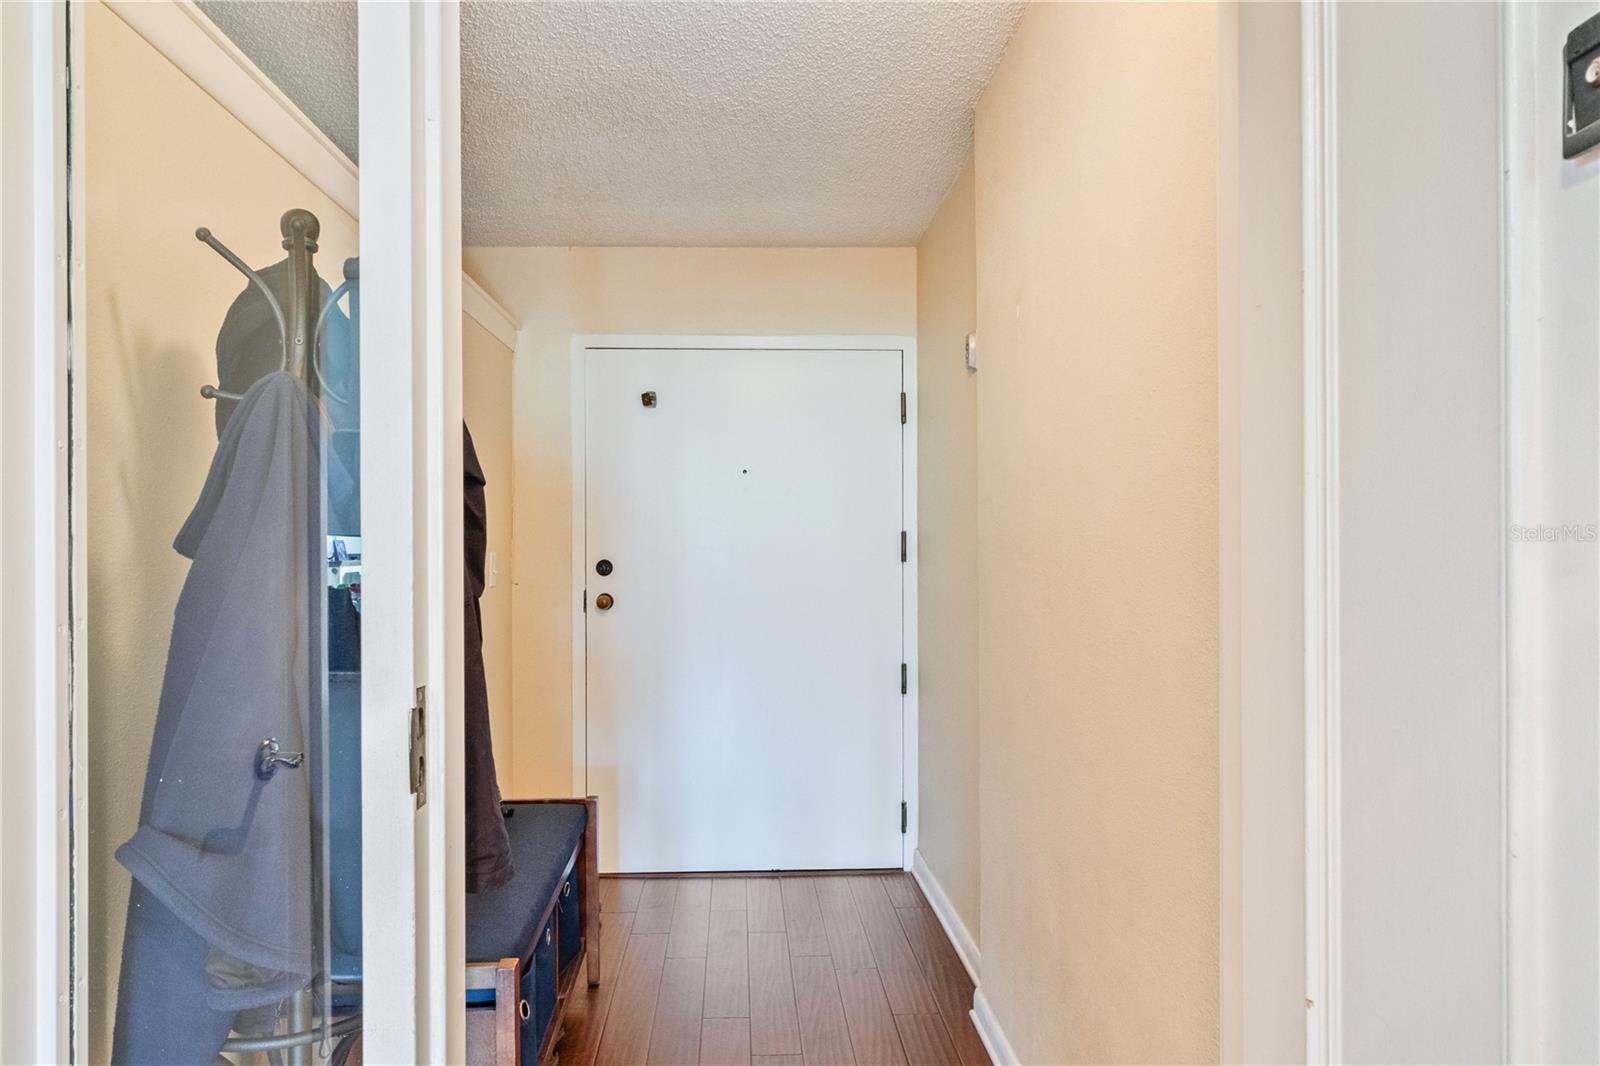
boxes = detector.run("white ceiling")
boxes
[196,1,1021,247]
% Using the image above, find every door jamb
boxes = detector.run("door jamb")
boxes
[359,2,465,1061]
[568,334,919,870]
[0,3,73,1060]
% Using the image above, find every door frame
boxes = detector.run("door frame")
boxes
[569,334,920,870]
[1221,3,1582,1059]
[358,3,465,1062]
[0,3,73,1060]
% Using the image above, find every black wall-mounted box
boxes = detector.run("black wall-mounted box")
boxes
[1564,11,1600,158]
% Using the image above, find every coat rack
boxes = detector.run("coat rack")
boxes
[190,206,362,1064]
[195,207,325,402]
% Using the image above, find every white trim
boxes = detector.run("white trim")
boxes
[910,850,979,985]
[67,3,92,1049]
[568,334,921,866]
[970,988,1014,1066]
[357,2,464,1061]
[463,273,519,351]
[357,5,421,1058]
[100,0,519,341]
[1497,4,1527,1059]
[419,5,466,1062]
[568,336,589,797]
[1302,3,1342,1062]
[0,3,72,1061]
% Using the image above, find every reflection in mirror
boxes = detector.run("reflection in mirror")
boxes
[81,5,362,1061]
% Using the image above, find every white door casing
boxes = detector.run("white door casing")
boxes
[0,4,73,1060]
[358,2,465,1062]
[574,338,917,874]
[1226,3,1600,1061]
[1502,3,1600,1060]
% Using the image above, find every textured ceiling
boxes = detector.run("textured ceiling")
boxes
[197,1,1021,247]
[197,2,359,161]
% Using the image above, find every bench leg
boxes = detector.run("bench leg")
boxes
[584,796,601,987]
[495,957,519,1066]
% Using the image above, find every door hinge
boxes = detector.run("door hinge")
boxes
[900,662,908,695]
[901,801,908,834]
[900,530,907,562]
[409,686,427,808]
[899,392,907,424]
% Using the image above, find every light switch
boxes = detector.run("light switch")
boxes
[487,550,499,589]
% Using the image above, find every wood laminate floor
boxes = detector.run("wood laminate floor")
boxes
[560,874,988,1066]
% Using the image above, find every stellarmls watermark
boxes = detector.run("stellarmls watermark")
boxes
[1509,523,1598,543]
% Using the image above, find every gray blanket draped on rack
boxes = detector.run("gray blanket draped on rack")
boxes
[113,208,514,1065]
[113,371,328,1064]
[114,211,348,1065]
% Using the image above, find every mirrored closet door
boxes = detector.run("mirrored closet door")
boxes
[70,2,461,1062]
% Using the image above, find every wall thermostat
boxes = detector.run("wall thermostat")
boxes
[1564,11,1600,159]
[964,332,978,372]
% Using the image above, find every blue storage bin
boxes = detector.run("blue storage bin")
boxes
[557,871,582,972]
[522,916,557,1064]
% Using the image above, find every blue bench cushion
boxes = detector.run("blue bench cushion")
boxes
[466,803,586,963]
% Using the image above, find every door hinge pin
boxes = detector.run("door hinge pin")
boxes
[900,392,907,424]
[901,801,908,834]
[900,662,908,695]
[900,530,907,562]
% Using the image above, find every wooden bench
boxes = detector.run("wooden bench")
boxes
[465,797,600,1065]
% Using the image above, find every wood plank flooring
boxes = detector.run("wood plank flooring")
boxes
[567,874,986,1066]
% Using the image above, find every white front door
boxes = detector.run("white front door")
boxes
[583,345,906,873]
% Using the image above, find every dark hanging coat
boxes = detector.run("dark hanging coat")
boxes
[465,423,515,891]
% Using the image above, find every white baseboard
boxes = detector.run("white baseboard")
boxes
[910,849,980,985]
[971,987,1018,1066]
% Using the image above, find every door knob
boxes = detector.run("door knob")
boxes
[594,592,615,611]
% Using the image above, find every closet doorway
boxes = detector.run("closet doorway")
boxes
[576,338,916,873]
[54,3,466,1061]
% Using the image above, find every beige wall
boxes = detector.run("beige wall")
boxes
[464,316,518,784]
[973,4,1220,1062]
[82,4,359,1058]
[913,161,981,945]
[460,246,916,797]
